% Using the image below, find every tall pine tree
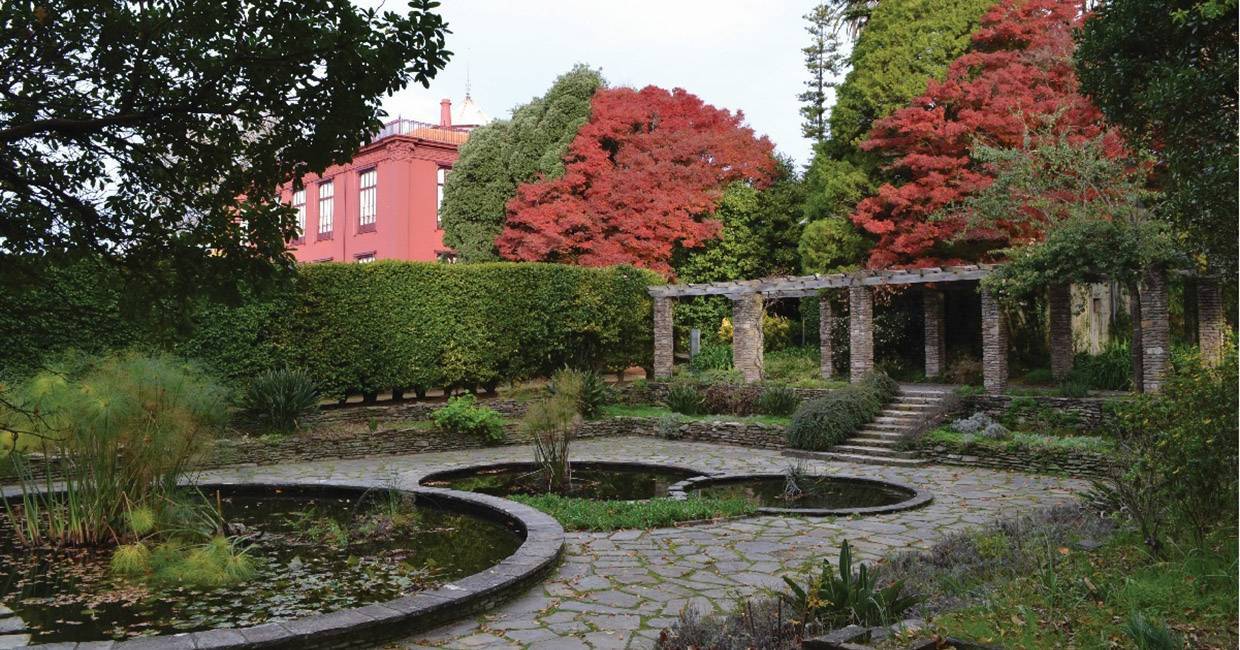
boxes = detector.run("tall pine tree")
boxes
[798,5,844,144]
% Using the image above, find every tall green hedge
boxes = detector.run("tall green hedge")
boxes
[2,260,657,400]
[183,262,657,398]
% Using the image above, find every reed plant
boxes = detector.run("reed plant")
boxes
[1,352,226,547]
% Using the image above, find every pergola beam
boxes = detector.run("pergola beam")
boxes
[647,265,997,298]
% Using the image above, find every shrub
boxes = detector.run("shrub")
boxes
[701,382,759,416]
[858,370,899,401]
[431,395,505,443]
[1057,376,1090,397]
[236,368,319,433]
[757,386,800,416]
[1021,367,1054,385]
[781,539,920,628]
[656,599,804,650]
[550,368,612,419]
[665,382,707,416]
[689,343,733,372]
[944,355,983,385]
[1073,339,1132,391]
[785,381,888,451]
[1099,347,1238,550]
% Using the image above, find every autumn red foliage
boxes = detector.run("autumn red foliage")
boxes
[851,0,1126,268]
[496,86,776,275]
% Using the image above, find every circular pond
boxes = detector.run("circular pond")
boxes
[0,484,533,645]
[420,461,702,500]
[668,473,932,516]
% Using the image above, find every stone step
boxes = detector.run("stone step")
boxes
[830,444,920,459]
[874,415,920,424]
[852,433,907,444]
[866,421,911,432]
[783,449,931,467]
[897,388,955,397]
[884,404,939,414]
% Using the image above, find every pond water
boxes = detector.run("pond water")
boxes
[688,475,917,511]
[0,487,522,643]
[422,462,699,500]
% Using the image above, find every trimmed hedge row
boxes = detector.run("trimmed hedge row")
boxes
[784,372,898,451]
[181,262,658,399]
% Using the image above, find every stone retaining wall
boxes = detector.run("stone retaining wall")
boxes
[576,417,787,450]
[961,394,1116,430]
[621,382,837,407]
[308,398,528,426]
[916,440,1114,477]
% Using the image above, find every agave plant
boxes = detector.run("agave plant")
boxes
[781,539,921,628]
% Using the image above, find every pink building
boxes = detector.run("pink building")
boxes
[281,95,488,263]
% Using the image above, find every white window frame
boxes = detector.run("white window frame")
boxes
[291,189,306,239]
[356,252,376,264]
[358,169,377,229]
[317,180,334,236]
[436,167,448,229]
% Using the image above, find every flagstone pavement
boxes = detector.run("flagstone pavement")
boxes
[198,437,1089,650]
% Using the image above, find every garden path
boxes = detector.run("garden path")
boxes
[199,437,1088,650]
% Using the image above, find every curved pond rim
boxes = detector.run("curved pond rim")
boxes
[416,459,709,486]
[17,480,565,650]
[666,473,933,516]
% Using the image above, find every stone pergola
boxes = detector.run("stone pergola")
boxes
[648,265,1226,394]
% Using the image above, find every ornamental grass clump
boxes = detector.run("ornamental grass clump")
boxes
[1,352,226,547]
[237,367,319,433]
[523,381,583,494]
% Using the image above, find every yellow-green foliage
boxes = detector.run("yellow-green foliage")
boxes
[182,262,658,397]
[125,507,156,536]
[110,542,152,576]
[152,536,257,587]
[2,352,226,546]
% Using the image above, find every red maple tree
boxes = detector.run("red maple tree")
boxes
[496,86,776,275]
[851,0,1126,268]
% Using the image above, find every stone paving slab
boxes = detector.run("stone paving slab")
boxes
[198,437,1088,650]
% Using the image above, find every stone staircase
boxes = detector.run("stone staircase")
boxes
[785,384,955,467]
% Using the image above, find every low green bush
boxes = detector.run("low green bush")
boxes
[431,395,505,443]
[689,344,733,372]
[1073,339,1132,391]
[665,382,707,416]
[756,386,800,416]
[785,372,891,451]
[236,368,319,433]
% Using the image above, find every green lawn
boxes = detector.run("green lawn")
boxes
[601,404,790,427]
[911,531,1238,649]
[508,493,756,531]
[923,427,1115,454]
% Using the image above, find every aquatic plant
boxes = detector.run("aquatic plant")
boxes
[1,352,226,547]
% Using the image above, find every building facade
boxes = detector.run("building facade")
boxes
[280,96,487,263]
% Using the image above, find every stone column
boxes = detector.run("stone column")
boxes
[1138,267,1170,393]
[819,293,834,379]
[923,288,945,379]
[1198,278,1226,367]
[980,288,1008,394]
[1129,285,1143,391]
[848,286,874,383]
[1048,284,1074,381]
[731,292,765,384]
[653,297,674,380]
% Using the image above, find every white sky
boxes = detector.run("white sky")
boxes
[365,0,838,168]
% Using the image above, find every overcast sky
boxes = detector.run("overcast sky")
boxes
[366,0,838,168]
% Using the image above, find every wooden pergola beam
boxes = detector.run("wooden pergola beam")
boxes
[647,265,997,298]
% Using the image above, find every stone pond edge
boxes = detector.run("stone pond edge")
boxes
[665,473,934,517]
[21,480,566,650]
